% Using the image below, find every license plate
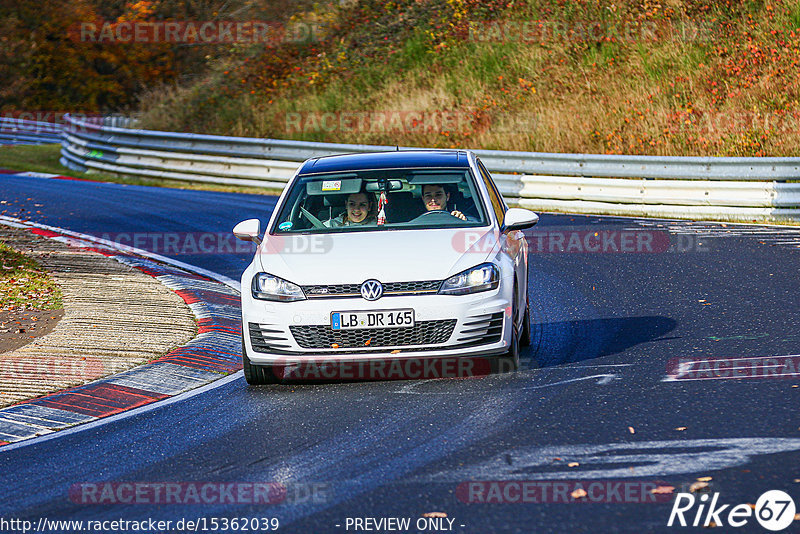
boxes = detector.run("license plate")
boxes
[331,309,415,330]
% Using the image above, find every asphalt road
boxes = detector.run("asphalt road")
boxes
[1,174,799,533]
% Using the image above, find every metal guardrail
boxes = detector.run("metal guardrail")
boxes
[58,114,800,222]
[0,118,63,145]
[0,116,135,146]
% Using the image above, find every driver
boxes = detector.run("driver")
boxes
[421,184,467,220]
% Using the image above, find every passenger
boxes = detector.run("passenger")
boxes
[421,184,467,220]
[325,192,378,227]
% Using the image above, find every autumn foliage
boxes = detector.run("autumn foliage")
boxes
[4,0,800,156]
[1,0,176,111]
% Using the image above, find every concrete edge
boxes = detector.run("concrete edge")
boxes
[0,214,243,447]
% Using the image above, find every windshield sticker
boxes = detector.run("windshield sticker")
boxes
[322,180,342,191]
[278,221,293,230]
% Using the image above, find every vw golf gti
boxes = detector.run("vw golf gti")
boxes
[233,150,539,384]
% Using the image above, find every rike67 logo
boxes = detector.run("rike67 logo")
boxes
[668,490,796,530]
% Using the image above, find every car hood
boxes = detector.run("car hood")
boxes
[255,228,499,285]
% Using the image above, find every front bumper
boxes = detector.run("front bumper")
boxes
[241,288,514,365]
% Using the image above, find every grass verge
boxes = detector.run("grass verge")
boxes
[0,242,62,311]
[135,0,800,157]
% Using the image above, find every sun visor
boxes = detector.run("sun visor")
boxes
[406,171,466,185]
[305,175,361,196]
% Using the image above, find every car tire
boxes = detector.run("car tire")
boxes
[242,334,280,385]
[496,322,520,373]
[520,295,532,347]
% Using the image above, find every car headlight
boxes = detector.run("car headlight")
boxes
[438,263,499,295]
[252,273,306,301]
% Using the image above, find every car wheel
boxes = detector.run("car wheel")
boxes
[242,333,279,385]
[496,322,520,373]
[520,295,532,347]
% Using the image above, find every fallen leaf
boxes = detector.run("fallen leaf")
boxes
[553,457,563,462]
[651,485,675,495]
[422,512,447,518]
[794,479,800,483]
[568,462,579,467]
[747,503,756,510]
[704,521,717,528]
[571,488,588,499]
[628,426,635,434]
[795,513,800,521]
[689,481,709,493]
[675,427,687,431]
[697,476,712,482]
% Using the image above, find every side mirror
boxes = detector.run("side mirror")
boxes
[503,208,539,231]
[233,219,262,245]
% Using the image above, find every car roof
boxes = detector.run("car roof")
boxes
[297,150,472,175]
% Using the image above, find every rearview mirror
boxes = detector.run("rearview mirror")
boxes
[366,180,403,193]
[233,219,262,245]
[503,208,539,231]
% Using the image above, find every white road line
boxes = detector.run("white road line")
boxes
[396,373,619,394]
[561,363,633,368]
[663,373,800,382]
[673,354,800,363]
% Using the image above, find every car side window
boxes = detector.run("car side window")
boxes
[477,159,505,226]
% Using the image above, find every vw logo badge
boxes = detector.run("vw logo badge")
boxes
[360,279,383,301]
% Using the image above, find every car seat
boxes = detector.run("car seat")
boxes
[386,191,422,223]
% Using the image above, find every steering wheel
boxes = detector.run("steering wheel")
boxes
[410,209,462,223]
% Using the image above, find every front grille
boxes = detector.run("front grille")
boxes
[384,280,442,293]
[455,312,504,347]
[249,322,294,353]
[290,320,456,349]
[303,283,361,297]
[301,280,442,299]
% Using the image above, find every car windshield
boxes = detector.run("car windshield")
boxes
[271,168,488,234]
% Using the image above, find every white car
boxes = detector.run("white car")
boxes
[233,150,539,384]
